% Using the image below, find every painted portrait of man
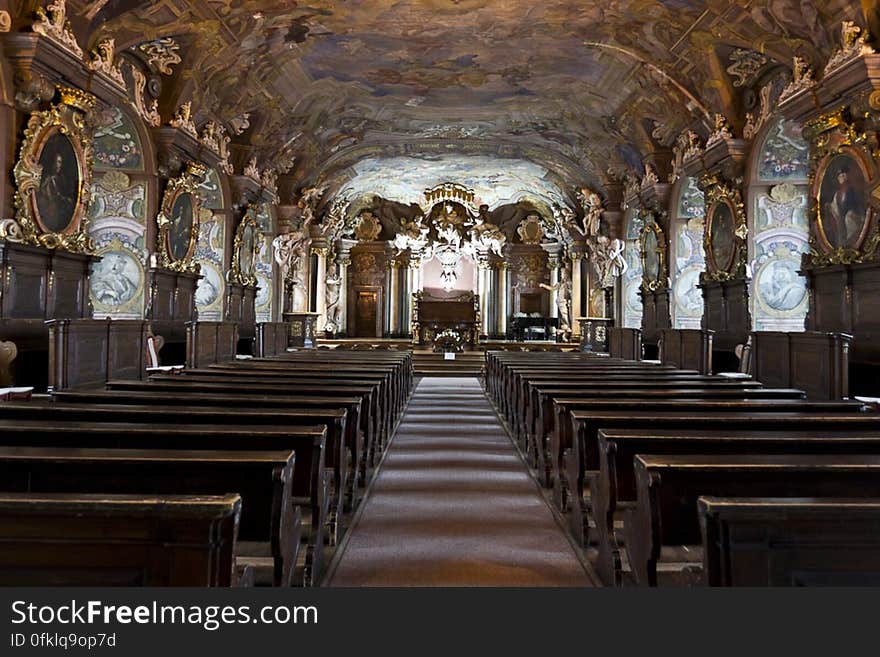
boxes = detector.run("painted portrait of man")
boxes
[821,156,867,249]
[36,132,80,233]
[168,193,194,261]
[710,203,735,272]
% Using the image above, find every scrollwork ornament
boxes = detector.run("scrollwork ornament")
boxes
[11,86,96,255]
[155,162,206,273]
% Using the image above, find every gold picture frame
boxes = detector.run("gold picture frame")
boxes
[639,214,667,292]
[805,109,880,266]
[229,205,261,286]
[9,86,96,254]
[701,176,748,282]
[155,162,206,273]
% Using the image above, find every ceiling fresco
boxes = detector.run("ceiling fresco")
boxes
[339,154,567,211]
[16,0,872,204]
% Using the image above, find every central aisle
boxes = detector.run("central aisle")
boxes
[327,377,595,587]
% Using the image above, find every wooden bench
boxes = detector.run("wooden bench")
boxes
[0,421,327,585]
[625,454,880,586]
[0,446,300,587]
[698,497,880,586]
[0,493,243,586]
[594,428,880,585]
[564,409,880,546]
[525,387,805,483]
[105,378,379,485]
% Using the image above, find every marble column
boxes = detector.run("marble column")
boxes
[498,263,509,338]
[337,239,356,336]
[388,259,400,335]
[406,255,422,338]
[571,252,584,336]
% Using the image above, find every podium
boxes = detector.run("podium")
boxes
[283,312,320,349]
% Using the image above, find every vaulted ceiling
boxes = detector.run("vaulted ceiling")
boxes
[26,0,877,204]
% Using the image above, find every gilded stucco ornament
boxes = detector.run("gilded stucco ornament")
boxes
[169,102,197,137]
[779,56,816,103]
[32,0,82,58]
[824,21,875,76]
[10,86,96,255]
[86,38,126,89]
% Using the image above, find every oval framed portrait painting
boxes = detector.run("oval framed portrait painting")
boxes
[643,228,660,282]
[34,129,84,235]
[166,191,196,262]
[815,149,874,252]
[707,200,737,274]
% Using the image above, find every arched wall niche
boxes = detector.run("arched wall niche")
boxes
[669,176,706,329]
[194,168,230,320]
[621,206,644,329]
[254,203,278,322]
[87,104,156,320]
[745,116,811,332]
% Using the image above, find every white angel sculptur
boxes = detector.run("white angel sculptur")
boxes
[273,219,310,311]
[593,236,628,287]
[324,260,343,334]
[540,266,573,341]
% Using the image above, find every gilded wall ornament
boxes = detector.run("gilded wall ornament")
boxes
[354,211,382,241]
[779,56,816,103]
[0,10,12,32]
[824,21,875,76]
[86,38,125,89]
[243,157,260,180]
[803,109,880,267]
[169,102,197,137]
[155,162,206,273]
[10,86,96,254]
[32,0,83,58]
[517,214,545,245]
[138,38,182,76]
[706,113,734,147]
[229,206,261,286]
[130,66,161,127]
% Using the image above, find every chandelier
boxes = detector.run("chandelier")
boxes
[393,200,506,291]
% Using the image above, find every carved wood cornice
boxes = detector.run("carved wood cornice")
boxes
[2,33,128,112]
[151,125,222,180]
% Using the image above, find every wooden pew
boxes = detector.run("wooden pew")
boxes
[256,322,291,358]
[659,329,713,375]
[594,428,880,585]
[751,331,852,400]
[698,497,880,586]
[0,493,243,586]
[185,321,239,368]
[105,378,378,485]
[0,446,299,587]
[53,388,365,501]
[564,409,880,546]
[525,387,806,483]
[608,328,642,361]
[625,454,880,586]
[33,395,351,518]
